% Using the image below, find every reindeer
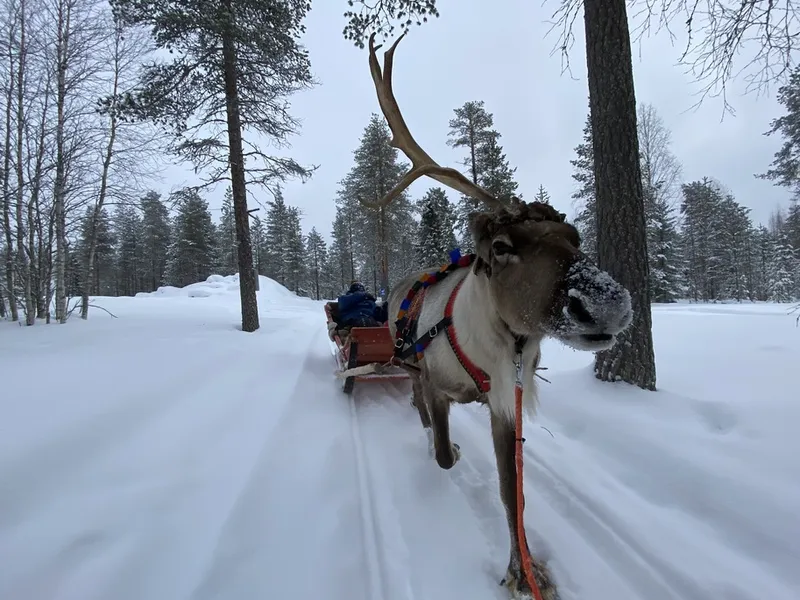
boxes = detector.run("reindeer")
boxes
[364,33,633,600]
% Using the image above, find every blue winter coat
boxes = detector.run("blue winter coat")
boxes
[337,291,377,325]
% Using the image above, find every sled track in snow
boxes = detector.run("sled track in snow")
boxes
[347,391,389,600]
[521,443,709,600]
[455,408,705,600]
[327,340,416,600]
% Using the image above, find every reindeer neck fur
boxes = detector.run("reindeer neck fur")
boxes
[416,265,543,421]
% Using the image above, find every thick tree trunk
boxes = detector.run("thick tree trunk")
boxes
[221,4,259,333]
[584,0,657,390]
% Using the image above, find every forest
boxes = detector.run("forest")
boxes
[1,0,799,328]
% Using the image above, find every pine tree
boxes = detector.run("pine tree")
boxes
[477,134,519,200]
[250,214,267,277]
[648,198,685,303]
[216,188,238,276]
[336,114,415,293]
[284,206,306,294]
[329,207,356,292]
[751,226,774,301]
[767,231,798,301]
[447,100,518,247]
[717,196,754,301]
[415,187,457,267]
[139,191,171,293]
[761,67,800,197]
[533,185,551,204]
[111,0,317,332]
[391,225,419,288]
[164,189,218,287]
[78,206,117,297]
[680,179,726,301]
[263,188,290,285]
[447,101,494,184]
[571,115,597,263]
[784,200,800,251]
[305,227,327,300]
[114,204,144,296]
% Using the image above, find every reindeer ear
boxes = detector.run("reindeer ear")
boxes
[469,212,494,260]
[468,211,495,277]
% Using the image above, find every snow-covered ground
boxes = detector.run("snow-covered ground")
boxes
[1,275,798,600]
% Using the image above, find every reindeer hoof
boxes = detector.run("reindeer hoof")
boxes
[435,441,461,470]
[500,560,559,600]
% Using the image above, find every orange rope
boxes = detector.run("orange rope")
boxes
[515,380,544,600]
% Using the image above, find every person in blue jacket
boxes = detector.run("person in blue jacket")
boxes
[337,281,384,327]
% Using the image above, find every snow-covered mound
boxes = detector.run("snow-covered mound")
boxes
[135,274,298,304]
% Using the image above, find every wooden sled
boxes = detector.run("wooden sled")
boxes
[325,301,409,394]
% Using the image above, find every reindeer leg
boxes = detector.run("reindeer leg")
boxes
[490,409,558,600]
[424,383,460,470]
[411,377,435,457]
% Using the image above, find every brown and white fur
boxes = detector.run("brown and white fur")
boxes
[386,203,633,600]
[363,32,633,600]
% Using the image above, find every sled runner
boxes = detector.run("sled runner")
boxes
[325,301,409,394]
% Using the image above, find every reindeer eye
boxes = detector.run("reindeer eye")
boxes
[492,240,514,256]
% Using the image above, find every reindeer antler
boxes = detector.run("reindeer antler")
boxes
[366,32,503,210]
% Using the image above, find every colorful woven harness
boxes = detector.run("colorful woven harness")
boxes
[393,249,492,393]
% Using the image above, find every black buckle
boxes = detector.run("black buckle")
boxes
[428,324,439,338]
[394,339,405,349]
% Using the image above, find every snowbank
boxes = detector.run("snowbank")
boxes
[134,274,299,303]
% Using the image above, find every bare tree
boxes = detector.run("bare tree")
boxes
[45,0,107,322]
[554,1,800,114]
[2,2,18,321]
[14,0,35,325]
[637,102,682,207]
[80,19,158,319]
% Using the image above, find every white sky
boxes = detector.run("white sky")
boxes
[157,0,792,240]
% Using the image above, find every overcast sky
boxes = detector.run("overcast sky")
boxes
[159,0,791,240]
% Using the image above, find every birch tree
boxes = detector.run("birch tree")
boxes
[2,2,18,321]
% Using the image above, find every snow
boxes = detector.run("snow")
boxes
[1,275,799,600]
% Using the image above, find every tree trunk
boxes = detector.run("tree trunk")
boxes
[44,204,55,323]
[16,0,34,326]
[469,120,477,183]
[82,28,120,320]
[221,3,259,333]
[379,206,389,294]
[53,0,70,324]
[30,71,50,320]
[584,0,657,390]
[3,33,17,322]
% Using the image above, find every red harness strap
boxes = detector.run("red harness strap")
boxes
[444,278,491,393]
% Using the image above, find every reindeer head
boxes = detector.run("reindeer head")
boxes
[365,33,632,352]
[469,200,632,351]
